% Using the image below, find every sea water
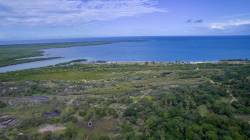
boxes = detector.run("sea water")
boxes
[0,36,250,72]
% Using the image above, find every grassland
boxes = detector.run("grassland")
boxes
[0,61,250,140]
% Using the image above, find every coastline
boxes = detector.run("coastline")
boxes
[0,41,118,67]
[0,36,249,73]
[1,57,249,73]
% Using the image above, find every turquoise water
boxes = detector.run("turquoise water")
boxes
[0,36,250,72]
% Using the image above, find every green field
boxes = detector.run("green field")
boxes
[0,62,250,140]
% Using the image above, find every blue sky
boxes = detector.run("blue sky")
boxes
[0,0,250,40]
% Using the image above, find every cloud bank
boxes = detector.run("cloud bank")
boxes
[210,19,250,30]
[0,0,165,26]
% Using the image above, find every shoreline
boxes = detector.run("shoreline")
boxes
[61,59,219,65]
[0,58,249,74]
[70,59,250,65]
[0,41,120,67]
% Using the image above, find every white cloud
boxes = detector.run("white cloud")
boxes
[0,0,165,26]
[210,19,250,30]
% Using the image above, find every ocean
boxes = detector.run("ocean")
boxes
[0,36,250,72]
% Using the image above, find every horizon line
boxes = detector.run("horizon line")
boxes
[1,35,250,45]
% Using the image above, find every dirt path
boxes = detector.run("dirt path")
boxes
[38,124,65,133]
[230,94,237,103]
[67,96,78,106]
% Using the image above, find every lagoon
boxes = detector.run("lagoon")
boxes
[0,36,250,73]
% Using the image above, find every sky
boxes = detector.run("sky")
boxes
[0,0,250,41]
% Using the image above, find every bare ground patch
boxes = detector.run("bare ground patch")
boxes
[38,124,65,133]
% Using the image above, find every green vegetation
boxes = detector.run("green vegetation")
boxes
[0,101,6,108]
[0,41,113,67]
[0,62,250,139]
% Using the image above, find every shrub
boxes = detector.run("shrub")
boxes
[0,101,7,108]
